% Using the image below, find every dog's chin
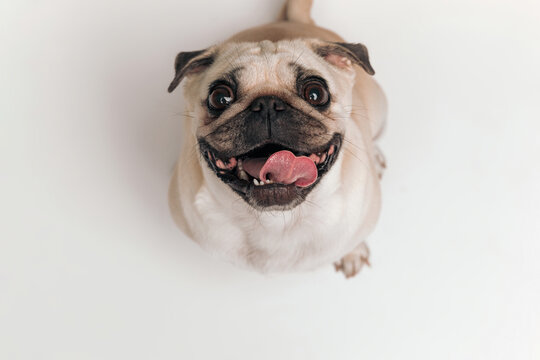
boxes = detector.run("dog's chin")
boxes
[199,133,342,211]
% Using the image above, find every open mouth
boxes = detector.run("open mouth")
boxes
[199,133,342,209]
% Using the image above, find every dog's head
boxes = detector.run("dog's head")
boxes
[168,39,374,210]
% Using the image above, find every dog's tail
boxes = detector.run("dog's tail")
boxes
[279,0,314,24]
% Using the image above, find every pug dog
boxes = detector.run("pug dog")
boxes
[168,0,387,278]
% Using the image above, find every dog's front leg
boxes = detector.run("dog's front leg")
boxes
[334,241,370,278]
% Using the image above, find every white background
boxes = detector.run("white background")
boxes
[1,0,539,359]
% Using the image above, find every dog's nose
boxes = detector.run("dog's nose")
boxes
[250,96,287,113]
[248,96,288,139]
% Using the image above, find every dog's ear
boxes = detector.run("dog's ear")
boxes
[314,42,375,75]
[168,49,215,93]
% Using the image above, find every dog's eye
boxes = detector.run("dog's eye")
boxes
[303,81,329,106]
[208,85,234,110]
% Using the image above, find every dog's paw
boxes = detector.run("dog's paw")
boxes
[334,242,370,278]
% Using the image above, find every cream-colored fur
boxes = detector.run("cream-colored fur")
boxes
[169,0,386,276]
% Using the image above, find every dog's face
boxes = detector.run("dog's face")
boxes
[169,39,374,210]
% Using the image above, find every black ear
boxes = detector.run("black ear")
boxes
[315,42,375,75]
[167,49,214,93]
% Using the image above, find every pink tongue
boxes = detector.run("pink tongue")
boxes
[242,150,318,187]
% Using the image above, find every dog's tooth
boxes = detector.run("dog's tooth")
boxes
[320,153,327,163]
[238,169,249,181]
[237,158,243,171]
[328,145,335,155]
[253,178,259,186]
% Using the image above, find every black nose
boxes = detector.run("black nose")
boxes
[250,96,287,113]
[247,96,289,140]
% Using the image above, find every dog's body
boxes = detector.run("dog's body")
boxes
[168,0,386,277]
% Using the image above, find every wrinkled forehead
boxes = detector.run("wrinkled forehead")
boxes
[203,40,336,91]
